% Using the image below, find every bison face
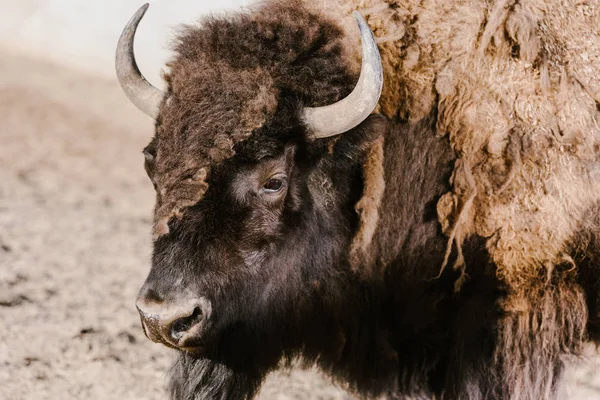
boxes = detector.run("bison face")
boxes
[116,3,385,390]
[134,111,383,368]
[137,138,300,354]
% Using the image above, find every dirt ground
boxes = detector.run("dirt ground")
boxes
[1,48,599,400]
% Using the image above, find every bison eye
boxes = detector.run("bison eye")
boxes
[262,176,285,193]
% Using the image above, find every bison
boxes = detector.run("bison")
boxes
[115,1,600,399]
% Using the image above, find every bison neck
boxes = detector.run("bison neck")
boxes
[299,113,503,397]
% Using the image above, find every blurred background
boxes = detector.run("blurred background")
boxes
[0,1,599,399]
[0,0,254,86]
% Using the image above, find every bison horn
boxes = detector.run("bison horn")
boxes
[303,12,383,139]
[115,4,164,119]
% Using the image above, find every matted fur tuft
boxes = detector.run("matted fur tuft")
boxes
[348,137,385,274]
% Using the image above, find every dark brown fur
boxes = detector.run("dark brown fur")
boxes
[135,2,599,399]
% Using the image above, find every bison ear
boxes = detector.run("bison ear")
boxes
[330,114,389,162]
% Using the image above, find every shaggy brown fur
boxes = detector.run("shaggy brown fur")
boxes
[133,1,600,399]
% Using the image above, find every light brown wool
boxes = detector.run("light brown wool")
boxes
[309,0,600,289]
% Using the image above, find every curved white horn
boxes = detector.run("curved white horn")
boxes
[302,11,383,139]
[115,3,164,119]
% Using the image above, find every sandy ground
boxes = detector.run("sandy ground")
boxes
[0,48,599,400]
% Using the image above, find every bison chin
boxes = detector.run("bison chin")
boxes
[160,254,369,400]
[168,323,289,400]
[163,269,360,400]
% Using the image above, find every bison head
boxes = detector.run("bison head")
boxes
[115,3,384,395]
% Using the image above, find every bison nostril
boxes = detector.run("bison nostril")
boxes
[170,307,203,340]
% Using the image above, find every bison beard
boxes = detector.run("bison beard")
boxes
[115,0,600,399]
[169,355,261,400]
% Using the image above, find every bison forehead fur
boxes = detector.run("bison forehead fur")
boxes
[128,0,600,399]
